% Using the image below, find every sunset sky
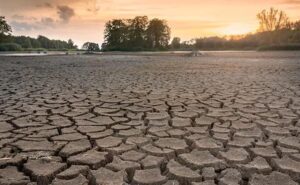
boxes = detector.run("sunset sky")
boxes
[1,0,299,47]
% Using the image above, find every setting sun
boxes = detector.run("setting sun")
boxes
[219,23,256,35]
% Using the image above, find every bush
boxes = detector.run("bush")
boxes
[0,43,23,51]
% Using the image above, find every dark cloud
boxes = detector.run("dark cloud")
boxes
[57,5,75,23]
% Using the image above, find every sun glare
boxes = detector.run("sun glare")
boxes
[220,23,255,35]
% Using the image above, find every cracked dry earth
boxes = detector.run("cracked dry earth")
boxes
[0,52,300,185]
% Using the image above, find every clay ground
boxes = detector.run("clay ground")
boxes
[0,51,300,185]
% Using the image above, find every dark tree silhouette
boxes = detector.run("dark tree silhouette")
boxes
[67,39,77,49]
[31,39,41,48]
[128,16,148,50]
[0,16,11,35]
[37,35,51,49]
[293,21,300,31]
[146,18,170,49]
[0,17,76,51]
[171,37,181,49]
[104,19,129,50]
[257,8,290,32]
[82,42,100,52]
[0,16,12,43]
[13,36,32,48]
[102,16,171,51]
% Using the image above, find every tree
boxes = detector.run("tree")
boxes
[146,18,171,49]
[37,35,51,49]
[102,16,172,51]
[23,37,32,48]
[171,37,181,49]
[257,7,290,32]
[292,20,300,31]
[67,39,77,49]
[82,42,100,52]
[13,36,32,48]
[0,16,12,43]
[0,21,76,50]
[103,19,129,50]
[128,16,148,49]
[30,38,41,48]
[0,16,12,35]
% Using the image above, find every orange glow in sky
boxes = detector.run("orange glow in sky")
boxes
[219,23,256,35]
[0,0,299,46]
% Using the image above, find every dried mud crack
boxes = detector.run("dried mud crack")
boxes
[0,52,299,185]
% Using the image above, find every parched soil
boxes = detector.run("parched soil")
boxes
[0,51,300,185]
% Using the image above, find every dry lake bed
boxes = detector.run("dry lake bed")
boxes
[0,51,300,185]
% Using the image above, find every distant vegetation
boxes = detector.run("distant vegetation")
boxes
[0,8,300,52]
[0,16,77,51]
[172,8,300,51]
[101,8,300,51]
[257,44,300,51]
[82,42,100,52]
[102,16,171,51]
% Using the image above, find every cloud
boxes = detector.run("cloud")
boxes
[12,14,37,21]
[86,0,100,14]
[36,2,53,8]
[87,7,100,14]
[11,17,55,31]
[40,17,55,25]
[57,5,75,23]
[281,0,300,4]
[12,14,27,20]
[11,14,25,19]
[11,21,38,31]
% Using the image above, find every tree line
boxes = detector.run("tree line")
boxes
[1,8,300,52]
[0,16,77,51]
[170,8,300,50]
[101,16,171,51]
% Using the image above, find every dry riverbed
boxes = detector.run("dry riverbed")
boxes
[0,51,300,185]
